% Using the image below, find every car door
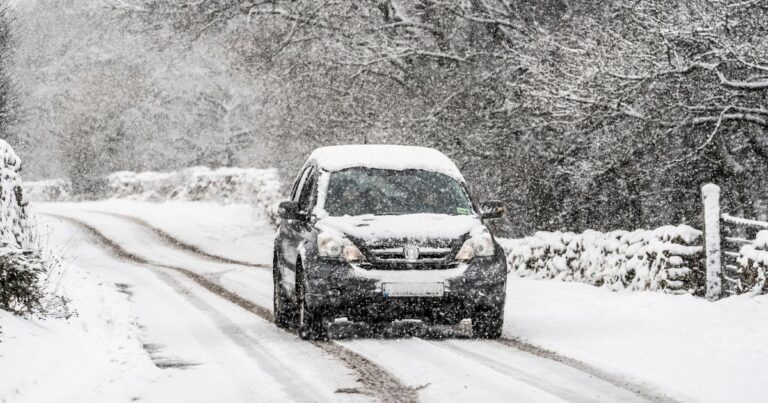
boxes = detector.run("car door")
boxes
[279,164,317,294]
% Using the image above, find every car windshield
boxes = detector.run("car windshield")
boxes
[323,168,475,216]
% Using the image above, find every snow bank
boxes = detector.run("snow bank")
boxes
[505,276,768,402]
[0,261,158,402]
[24,166,284,222]
[500,225,705,294]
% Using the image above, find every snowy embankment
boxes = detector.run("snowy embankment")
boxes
[505,277,768,402]
[495,225,768,401]
[0,262,158,402]
[500,225,705,295]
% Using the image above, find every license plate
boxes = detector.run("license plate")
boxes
[382,282,445,298]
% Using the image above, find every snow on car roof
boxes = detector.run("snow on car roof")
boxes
[308,145,465,181]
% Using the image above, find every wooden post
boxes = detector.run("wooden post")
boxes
[702,183,722,300]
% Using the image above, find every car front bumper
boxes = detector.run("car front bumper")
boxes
[303,253,507,322]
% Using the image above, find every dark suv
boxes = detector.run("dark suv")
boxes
[273,145,508,340]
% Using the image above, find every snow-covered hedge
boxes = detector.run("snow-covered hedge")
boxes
[0,249,46,315]
[0,140,31,249]
[24,167,284,222]
[501,225,705,294]
[22,178,71,203]
[737,232,768,294]
[0,140,54,315]
[110,166,280,204]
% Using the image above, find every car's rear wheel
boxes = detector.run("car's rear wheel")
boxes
[297,262,329,341]
[472,306,503,339]
[273,254,296,329]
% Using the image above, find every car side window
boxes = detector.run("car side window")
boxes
[297,167,316,213]
[291,166,312,202]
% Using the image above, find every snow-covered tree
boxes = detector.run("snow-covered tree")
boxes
[0,1,12,139]
[10,0,278,188]
[141,0,768,234]
[10,0,768,233]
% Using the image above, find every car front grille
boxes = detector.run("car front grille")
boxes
[368,246,454,264]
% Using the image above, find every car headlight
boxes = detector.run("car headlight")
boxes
[318,233,364,262]
[455,233,495,260]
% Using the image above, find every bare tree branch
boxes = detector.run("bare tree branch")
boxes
[716,69,768,90]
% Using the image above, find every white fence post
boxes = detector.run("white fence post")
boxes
[702,183,722,300]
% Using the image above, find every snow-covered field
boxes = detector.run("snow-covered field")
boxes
[3,200,768,402]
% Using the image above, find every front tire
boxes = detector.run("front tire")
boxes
[472,306,503,339]
[273,255,296,329]
[296,262,329,341]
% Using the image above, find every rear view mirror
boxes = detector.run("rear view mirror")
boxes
[278,201,302,220]
[481,201,506,220]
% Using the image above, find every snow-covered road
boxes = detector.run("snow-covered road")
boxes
[31,205,659,403]
[40,217,374,403]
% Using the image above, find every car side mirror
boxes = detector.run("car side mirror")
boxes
[481,201,506,220]
[278,201,303,220]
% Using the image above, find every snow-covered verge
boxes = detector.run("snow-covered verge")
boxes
[500,225,705,294]
[0,261,157,403]
[0,141,151,402]
[24,167,284,223]
[505,276,768,402]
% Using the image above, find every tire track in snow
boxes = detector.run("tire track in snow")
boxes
[424,340,614,403]
[495,338,678,403]
[84,210,271,269]
[427,339,671,403]
[137,268,330,402]
[42,212,418,403]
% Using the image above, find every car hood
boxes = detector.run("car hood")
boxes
[314,213,486,245]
